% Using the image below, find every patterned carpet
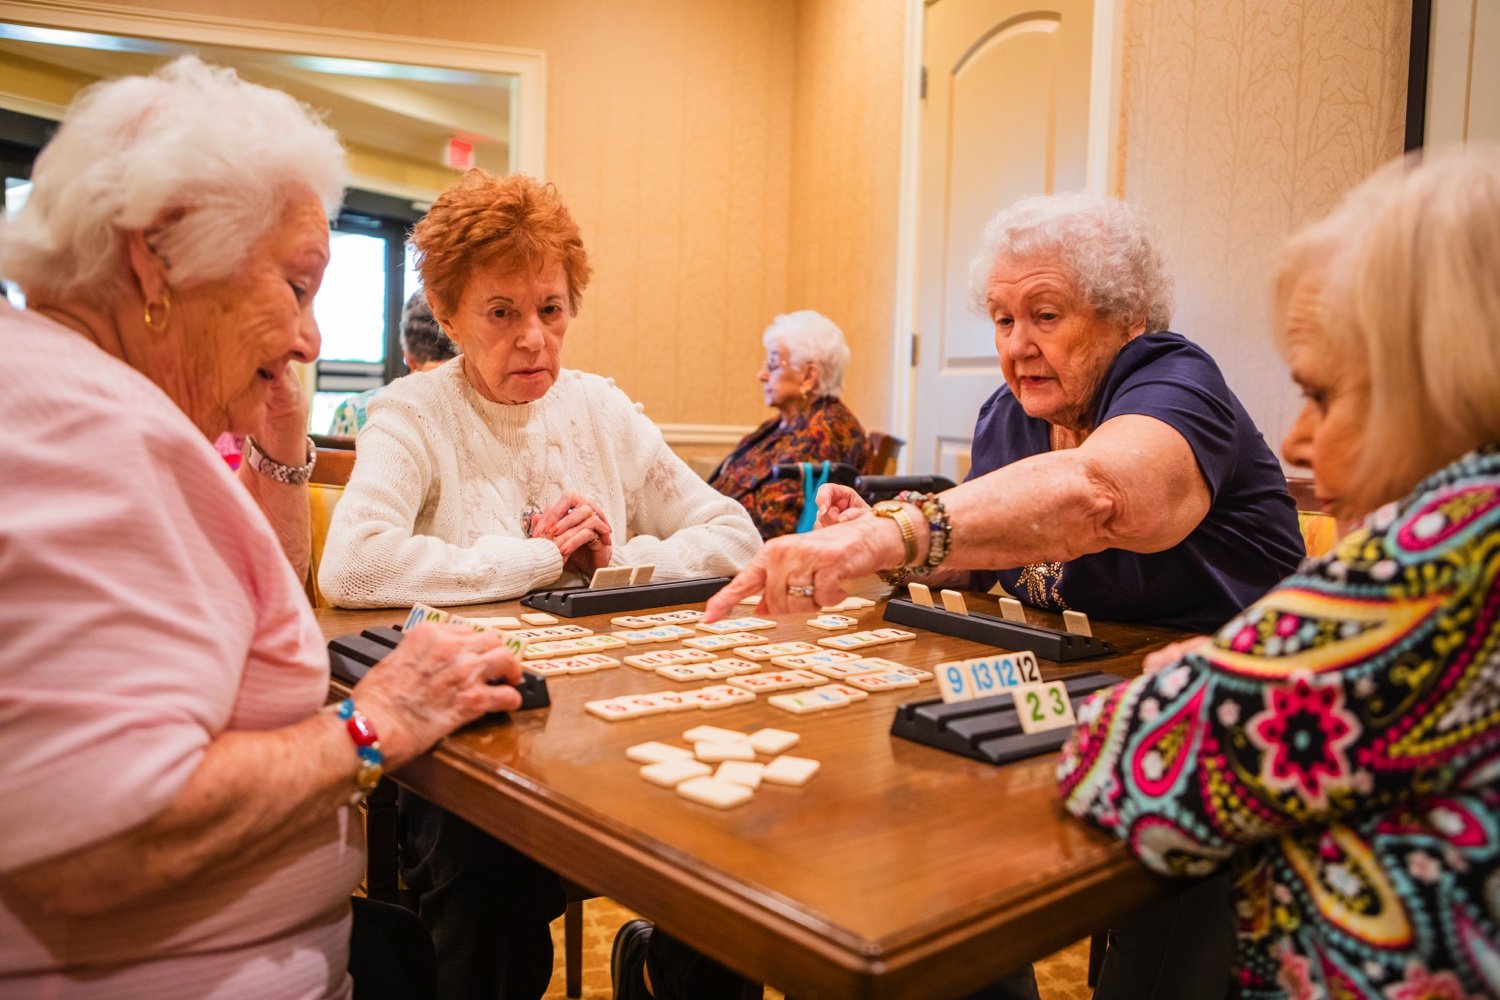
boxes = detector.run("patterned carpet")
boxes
[542,898,1093,999]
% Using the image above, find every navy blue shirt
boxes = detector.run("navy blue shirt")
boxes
[969,332,1303,632]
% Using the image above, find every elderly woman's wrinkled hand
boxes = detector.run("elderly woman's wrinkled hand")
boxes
[814,483,870,528]
[533,491,614,574]
[706,515,896,620]
[350,622,524,768]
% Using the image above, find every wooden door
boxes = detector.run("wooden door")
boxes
[912,0,1095,479]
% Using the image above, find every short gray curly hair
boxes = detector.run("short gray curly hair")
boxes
[968,192,1173,332]
[0,56,345,304]
[762,310,851,398]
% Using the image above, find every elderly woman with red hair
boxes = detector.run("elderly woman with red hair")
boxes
[320,170,760,998]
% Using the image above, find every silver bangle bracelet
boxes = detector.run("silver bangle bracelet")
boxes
[244,435,317,485]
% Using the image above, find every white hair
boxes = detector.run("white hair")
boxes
[967,192,1173,332]
[762,309,851,397]
[0,56,345,303]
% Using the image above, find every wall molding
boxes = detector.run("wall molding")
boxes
[657,423,753,447]
[0,0,548,178]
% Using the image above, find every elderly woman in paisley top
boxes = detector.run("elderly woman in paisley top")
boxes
[1061,145,1500,1000]
[708,309,867,538]
[695,194,1303,999]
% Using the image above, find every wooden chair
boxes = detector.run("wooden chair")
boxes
[864,430,904,475]
[1287,475,1336,557]
[312,447,356,487]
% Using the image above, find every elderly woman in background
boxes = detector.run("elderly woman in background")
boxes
[0,58,525,1000]
[698,193,1303,1000]
[318,169,761,998]
[319,169,759,609]
[328,290,458,436]
[1062,146,1500,998]
[708,310,867,538]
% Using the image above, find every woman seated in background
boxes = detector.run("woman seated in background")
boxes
[318,169,760,610]
[319,168,761,999]
[328,290,458,436]
[0,57,525,1000]
[708,309,867,538]
[1063,146,1500,999]
[675,195,1303,1000]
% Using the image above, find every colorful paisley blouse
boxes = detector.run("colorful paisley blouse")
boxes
[708,397,866,540]
[1059,445,1500,1000]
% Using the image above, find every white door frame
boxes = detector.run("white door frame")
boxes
[0,0,547,181]
[889,0,1125,472]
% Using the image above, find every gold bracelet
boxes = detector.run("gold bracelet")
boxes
[871,500,919,567]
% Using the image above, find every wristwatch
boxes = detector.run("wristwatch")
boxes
[244,435,317,485]
[871,500,919,568]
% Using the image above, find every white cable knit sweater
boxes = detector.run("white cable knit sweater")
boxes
[319,362,761,608]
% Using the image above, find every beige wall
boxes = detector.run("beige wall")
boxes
[1120,0,1410,456]
[109,0,806,431]
[787,0,907,434]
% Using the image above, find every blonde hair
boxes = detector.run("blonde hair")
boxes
[0,56,345,304]
[1282,145,1500,513]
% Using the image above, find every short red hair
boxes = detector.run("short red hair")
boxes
[411,169,592,319]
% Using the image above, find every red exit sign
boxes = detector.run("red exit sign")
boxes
[445,137,475,171]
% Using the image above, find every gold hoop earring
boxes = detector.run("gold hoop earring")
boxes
[143,289,172,332]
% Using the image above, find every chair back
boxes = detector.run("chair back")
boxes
[864,431,905,475]
[312,447,356,486]
[307,482,345,608]
[1287,475,1336,558]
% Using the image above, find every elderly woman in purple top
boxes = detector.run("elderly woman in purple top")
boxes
[701,193,1303,1000]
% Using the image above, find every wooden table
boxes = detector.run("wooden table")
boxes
[317,590,1186,1000]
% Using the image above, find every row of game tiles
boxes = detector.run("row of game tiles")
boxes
[584,661,935,720]
[529,639,915,678]
[521,625,917,661]
[628,726,819,810]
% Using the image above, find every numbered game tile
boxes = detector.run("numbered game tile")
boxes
[585,699,643,721]
[741,642,819,661]
[683,725,749,744]
[844,670,920,692]
[657,663,714,682]
[641,759,713,788]
[821,596,875,612]
[891,665,934,681]
[821,682,869,702]
[768,690,846,715]
[709,658,762,675]
[695,741,757,763]
[677,776,755,809]
[627,741,695,765]
[622,649,717,669]
[748,728,800,755]
[464,615,523,629]
[869,628,916,643]
[520,612,559,625]
[763,756,821,787]
[696,616,777,634]
[653,690,702,713]
[682,632,769,652]
[714,760,766,789]
[525,660,574,677]
[617,625,698,645]
[693,686,756,710]
[817,633,882,651]
[770,649,864,669]
[806,614,858,631]
[809,660,881,680]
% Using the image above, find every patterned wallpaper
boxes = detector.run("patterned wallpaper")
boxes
[1120,0,1410,458]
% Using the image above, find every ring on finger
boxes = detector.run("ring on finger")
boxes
[786,584,816,598]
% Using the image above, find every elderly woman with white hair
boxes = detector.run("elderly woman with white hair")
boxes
[708,309,867,538]
[0,58,526,1000]
[697,194,1305,1000]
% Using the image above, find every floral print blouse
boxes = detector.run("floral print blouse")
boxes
[1058,445,1500,999]
[708,396,867,540]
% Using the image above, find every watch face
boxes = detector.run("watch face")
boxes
[872,500,903,513]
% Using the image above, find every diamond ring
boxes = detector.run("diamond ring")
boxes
[786,584,816,598]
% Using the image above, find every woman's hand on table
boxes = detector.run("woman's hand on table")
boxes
[533,492,614,575]
[1141,635,1212,674]
[352,623,524,768]
[814,483,871,527]
[705,513,908,620]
